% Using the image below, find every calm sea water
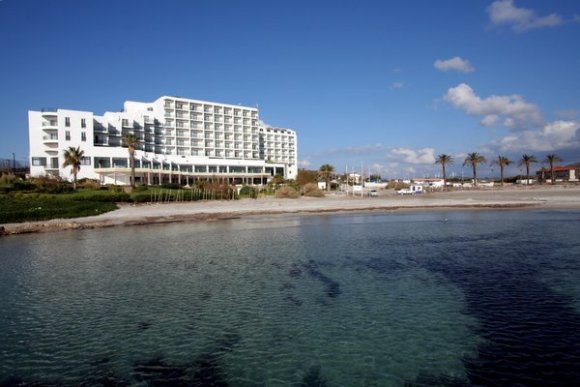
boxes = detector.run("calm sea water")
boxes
[1,210,580,386]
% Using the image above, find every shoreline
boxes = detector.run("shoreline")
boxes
[2,186,579,236]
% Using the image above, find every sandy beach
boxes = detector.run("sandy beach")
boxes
[2,186,579,236]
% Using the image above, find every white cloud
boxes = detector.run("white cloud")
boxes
[497,120,580,152]
[390,82,404,89]
[480,114,499,127]
[444,83,543,130]
[488,0,564,32]
[390,147,436,165]
[434,57,475,73]
[298,159,311,168]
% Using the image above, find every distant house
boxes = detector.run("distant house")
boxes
[413,178,444,188]
[536,165,580,182]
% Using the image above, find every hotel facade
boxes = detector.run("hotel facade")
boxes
[28,96,297,185]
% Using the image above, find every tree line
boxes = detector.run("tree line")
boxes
[435,153,564,187]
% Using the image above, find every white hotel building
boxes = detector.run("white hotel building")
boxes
[28,96,297,185]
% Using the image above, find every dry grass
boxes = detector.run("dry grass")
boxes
[302,183,325,197]
[275,186,300,199]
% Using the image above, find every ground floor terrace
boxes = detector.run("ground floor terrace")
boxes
[94,167,282,186]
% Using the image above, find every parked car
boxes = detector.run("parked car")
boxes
[368,189,378,197]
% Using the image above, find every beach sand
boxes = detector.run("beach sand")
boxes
[2,186,579,235]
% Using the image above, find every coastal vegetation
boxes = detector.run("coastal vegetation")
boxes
[544,153,562,184]
[62,146,84,190]
[519,154,538,184]
[319,164,334,191]
[463,153,487,186]
[0,150,574,224]
[492,156,512,187]
[122,133,140,188]
[435,154,453,188]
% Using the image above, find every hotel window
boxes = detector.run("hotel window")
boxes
[65,131,71,141]
[65,117,70,127]
[81,132,86,142]
[81,157,91,165]
[81,118,86,128]
[32,157,47,166]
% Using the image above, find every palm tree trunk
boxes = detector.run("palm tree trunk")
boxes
[130,154,136,187]
[550,162,554,184]
[472,165,477,186]
[526,165,530,185]
[442,165,446,189]
[500,167,504,187]
[73,171,77,190]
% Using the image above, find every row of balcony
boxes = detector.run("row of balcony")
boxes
[163,101,257,118]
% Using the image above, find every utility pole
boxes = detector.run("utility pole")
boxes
[12,153,16,174]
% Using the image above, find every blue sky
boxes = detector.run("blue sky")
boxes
[0,0,579,178]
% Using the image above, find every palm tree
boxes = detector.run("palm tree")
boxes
[492,156,512,187]
[319,164,334,191]
[544,153,562,184]
[122,133,140,187]
[62,146,84,190]
[519,154,537,185]
[463,152,487,187]
[435,154,453,189]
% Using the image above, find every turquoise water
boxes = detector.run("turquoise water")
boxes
[1,210,580,386]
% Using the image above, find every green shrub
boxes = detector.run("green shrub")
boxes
[133,185,148,192]
[302,183,325,197]
[78,179,101,190]
[130,190,155,203]
[239,185,258,199]
[161,183,183,190]
[0,173,18,185]
[67,190,130,202]
[275,186,300,199]
[33,176,73,193]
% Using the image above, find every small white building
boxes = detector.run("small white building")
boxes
[413,178,444,188]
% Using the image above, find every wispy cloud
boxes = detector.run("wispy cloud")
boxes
[325,144,387,156]
[298,159,311,168]
[488,0,564,33]
[434,57,475,73]
[556,109,580,119]
[444,83,543,130]
[389,147,436,165]
[390,82,405,89]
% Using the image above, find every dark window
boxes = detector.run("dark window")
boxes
[81,157,91,165]
[32,157,47,166]
[65,117,70,127]
[81,118,86,128]
[65,131,71,141]
[81,132,86,142]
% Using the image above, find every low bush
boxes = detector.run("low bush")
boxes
[78,179,101,190]
[302,183,325,197]
[275,186,300,199]
[32,176,73,193]
[0,173,18,185]
[239,185,258,199]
